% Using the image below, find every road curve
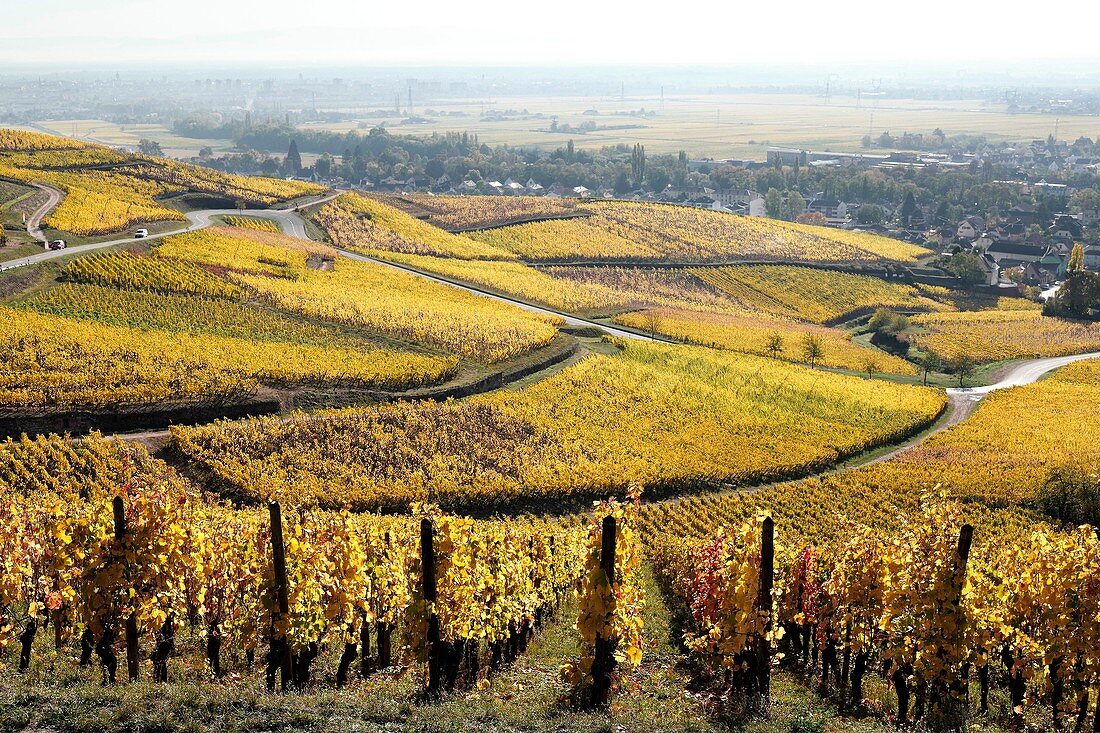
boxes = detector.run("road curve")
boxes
[864,350,1100,468]
[25,183,63,242]
[948,351,1100,396]
[0,192,340,273]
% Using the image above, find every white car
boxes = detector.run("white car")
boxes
[134,229,149,239]
[48,240,66,251]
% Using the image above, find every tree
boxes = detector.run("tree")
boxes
[795,212,828,226]
[285,140,302,176]
[765,188,784,219]
[785,191,807,220]
[137,139,163,156]
[940,252,987,286]
[899,189,920,224]
[1070,188,1100,215]
[198,146,213,159]
[1068,242,1085,274]
[919,352,942,387]
[630,144,646,186]
[765,333,784,360]
[868,308,909,338]
[801,334,824,369]
[424,158,445,179]
[949,354,975,388]
[315,153,334,178]
[856,204,886,225]
[613,171,631,195]
[1046,243,1100,318]
[864,358,879,379]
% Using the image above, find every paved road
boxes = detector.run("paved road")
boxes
[25,183,64,242]
[947,351,1100,397]
[0,193,340,272]
[863,350,1100,467]
[941,350,1100,421]
[337,249,661,342]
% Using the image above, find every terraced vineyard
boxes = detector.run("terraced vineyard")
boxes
[384,193,582,230]
[467,200,932,263]
[170,340,946,510]
[614,307,918,374]
[695,264,946,323]
[313,192,515,259]
[159,227,561,363]
[912,308,1100,362]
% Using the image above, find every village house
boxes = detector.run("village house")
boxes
[956,216,985,241]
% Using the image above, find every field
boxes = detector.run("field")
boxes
[467,200,931,263]
[297,92,1091,157]
[28,119,236,158]
[911,308,1100,362]
[0,303,452,415]
[380,253,744,315]
[170,340,946,511]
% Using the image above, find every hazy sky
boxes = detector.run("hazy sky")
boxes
[6,0,1100,67]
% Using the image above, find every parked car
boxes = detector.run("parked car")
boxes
[48,240,66,251]
[134,229,148,239]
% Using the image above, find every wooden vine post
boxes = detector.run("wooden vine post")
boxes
[268,501,294,692]
[114,496,140,682]
[421,517,443,699]
[376,531,393,672]
[591,515,617,707]
[757,516,775,703]
[948,524,975,717]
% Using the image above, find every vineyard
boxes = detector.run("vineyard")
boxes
[154,227,562,363]
[0,433,608,700]
[614,307,919,375]
[694,264,947,323]
[311,193,515,260]
[222,215,280,232]
[169,341,946,511]
[62,251,245,299]
[629,361,1100,727]
[379,253,743,315]
[383,193,582,230]
[5,138,1100,732]
[467,201,932,263]
[0,305,452,415]
[638,358,1100,545]
[911,308,1100,362]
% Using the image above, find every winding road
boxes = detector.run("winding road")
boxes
[0,192,340,273]
[6,190,1100,461]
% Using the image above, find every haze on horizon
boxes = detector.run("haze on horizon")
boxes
[6,0,1100,70]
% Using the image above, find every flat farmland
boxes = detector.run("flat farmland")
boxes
[305,92,1100,157]
[29,119,235,157]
